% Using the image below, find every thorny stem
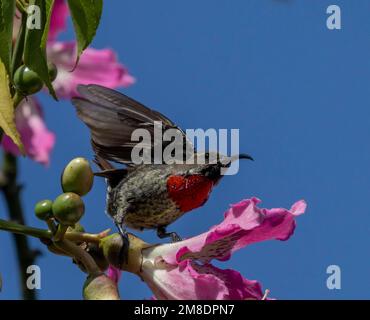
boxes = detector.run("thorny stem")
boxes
[0,153,39,300]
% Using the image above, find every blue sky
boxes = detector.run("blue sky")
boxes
[1,0,369,299]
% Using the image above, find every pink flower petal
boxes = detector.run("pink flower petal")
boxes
[159,198,306,264]
[140,198,305,300]
[49,0,69,41]
[47,41,135,99]
[189,262,265,300]
[143,259,263,300]
[2,98,55,166]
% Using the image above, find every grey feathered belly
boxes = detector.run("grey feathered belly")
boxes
[105,166,183,230]
[123,199,183,230]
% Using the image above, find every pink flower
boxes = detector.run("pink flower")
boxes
[2,98,55,166]
[47,41,135,99]
[6,0,134,165]
[44,0,135,99]
[14,0,134,101]
[49,0,69,41]
[136,198,306,300]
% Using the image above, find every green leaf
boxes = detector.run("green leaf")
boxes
[0,59,24,154]
[41,0,55,50]
[23,0,57,99]
[67,0,103,65]
[0,0,15,75]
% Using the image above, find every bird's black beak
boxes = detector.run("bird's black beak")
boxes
[221,153,254,167]
[238,153,254,161]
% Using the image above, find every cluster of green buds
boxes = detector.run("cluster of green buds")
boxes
[32,157,147,299]
[32,157,124,299]
[34,157,93,242]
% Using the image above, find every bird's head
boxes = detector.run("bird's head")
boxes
[185,152,253,184]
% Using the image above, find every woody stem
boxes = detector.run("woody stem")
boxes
[0,153,39,300]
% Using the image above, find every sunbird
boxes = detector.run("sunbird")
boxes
[72,84,253,261]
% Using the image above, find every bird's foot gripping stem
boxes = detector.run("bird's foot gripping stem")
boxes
[115,222,130,266]
[157,226,182,242]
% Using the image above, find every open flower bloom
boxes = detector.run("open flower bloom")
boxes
[12,0,68,42]
[46,0,135,99]
[13,0,134,99]
[2,98,55,166]
[6,0,134,165]
[47,41,135,99]
[120,198,306,300]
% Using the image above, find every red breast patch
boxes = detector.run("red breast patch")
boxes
[166,175,214,213]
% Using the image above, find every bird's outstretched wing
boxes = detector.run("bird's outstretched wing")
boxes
[71,84,194,165]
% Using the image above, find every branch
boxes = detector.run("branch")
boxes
[0,218,110,243]
[0,153,40,300]
[54,239,101,276]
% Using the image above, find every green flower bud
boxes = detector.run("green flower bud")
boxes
[61,157,94,196]
[48,63,58,82]
[52,192,85,226]
[83,274,120,300]
[34,199,53,221]
[14,65,43,95]
[99,233,149,273]
[99,233,124,269]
